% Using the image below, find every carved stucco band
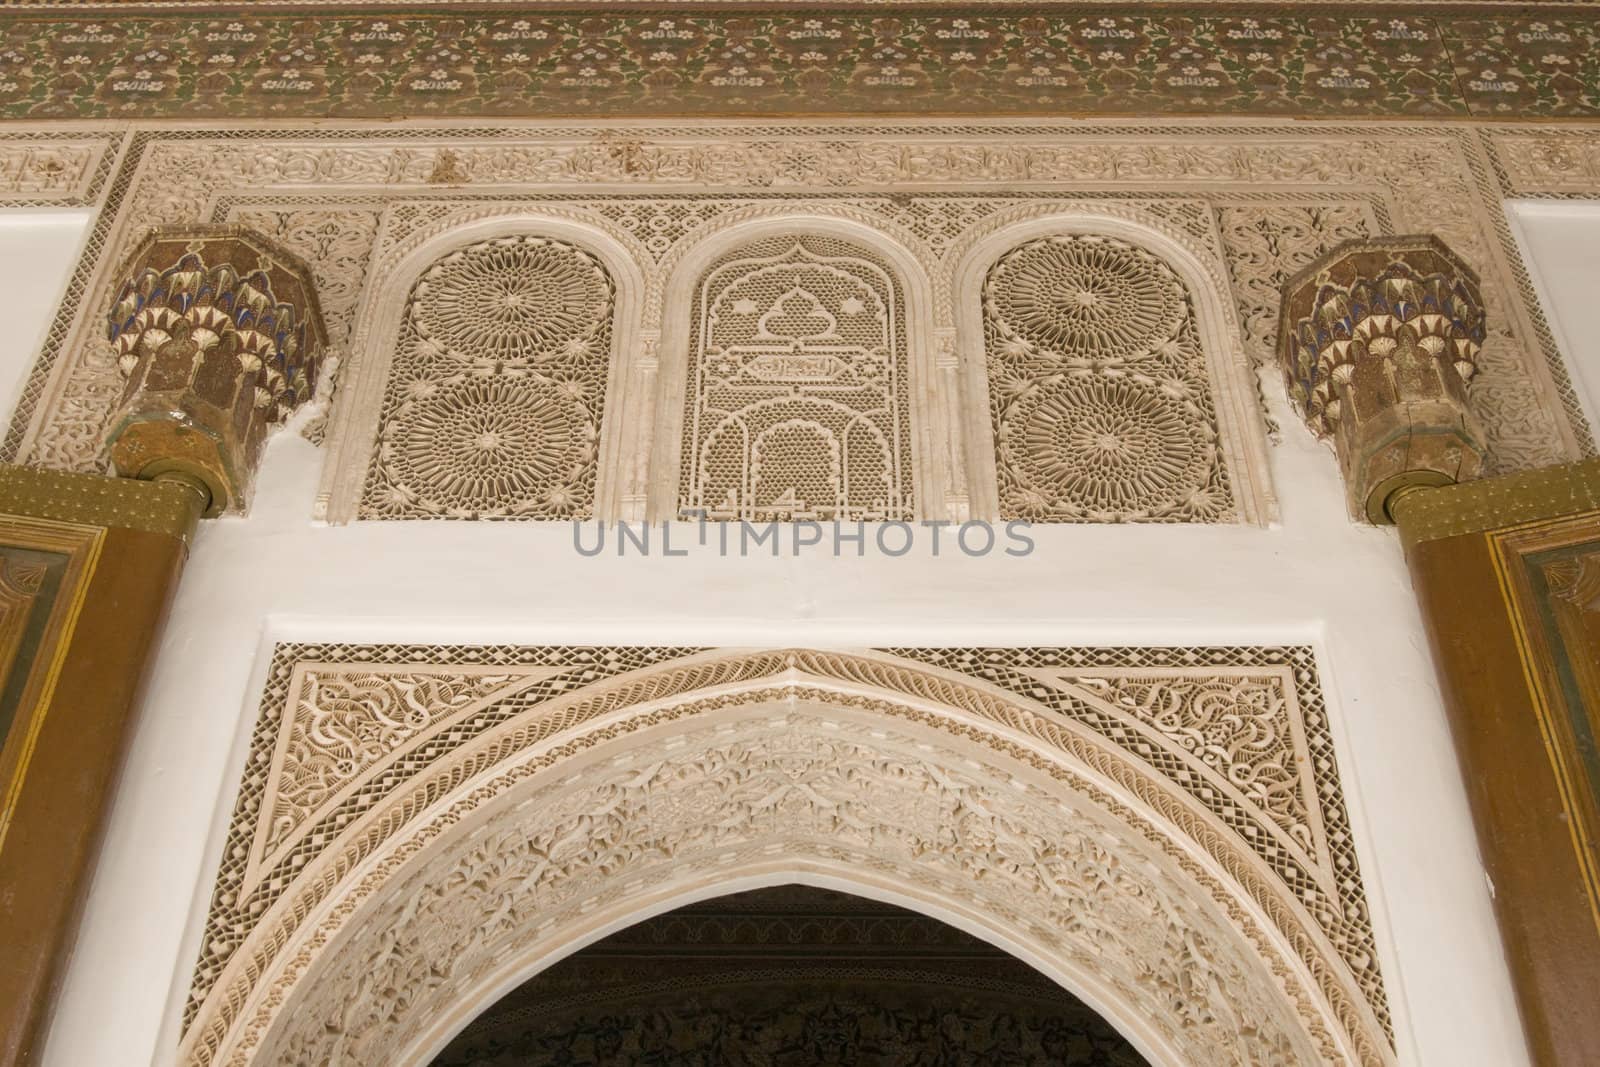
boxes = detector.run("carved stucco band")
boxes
[103,225,329,516]
[1279,235,1489,524]
[11,124,1588,521]
[181,645,1392,1067]
[323,203,1275,526]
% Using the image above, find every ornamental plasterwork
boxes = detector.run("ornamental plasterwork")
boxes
[679,234,914,521]
[303,192,1265,524]
[983,234,1233,522]
[4,123,1589,516]
[183,644,1388,1067]
[360,235,616,519]
[0,136,111,202]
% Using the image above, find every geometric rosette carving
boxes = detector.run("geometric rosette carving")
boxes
[361,236,615,519]
[983,235,1234,522]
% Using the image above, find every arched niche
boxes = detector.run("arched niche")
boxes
[179,649,1389,1067]
[648,217,948,522]
[319,214,649,523]
[949,214,1275,525]
[428,882,1150,1065]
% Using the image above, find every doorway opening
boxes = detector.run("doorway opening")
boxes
[429,883,1147,1066]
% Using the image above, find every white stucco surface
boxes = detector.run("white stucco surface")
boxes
[1508,200,1600,436]
[1,217,1531,1067]
[0,211,92,439]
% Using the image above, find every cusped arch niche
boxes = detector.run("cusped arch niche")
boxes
[322,217,646,522]
[650,219,939,522]
[954,216,1274,524]
[180,647,1393,1067]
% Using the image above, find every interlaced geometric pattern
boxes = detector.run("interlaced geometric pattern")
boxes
[678,235,914,521]
[361,236,615,519]
[984,235,1234,522]
[183,643,1389,1064]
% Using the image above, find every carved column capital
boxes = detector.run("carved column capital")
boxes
[102,225,328,516]
[1278,235,1488,523]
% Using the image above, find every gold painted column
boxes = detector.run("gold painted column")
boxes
[1392,463,1600,1067]
[0,225,327,1067]
[0,470,202,1067]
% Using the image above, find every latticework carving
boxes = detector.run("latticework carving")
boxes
[1216,203,1378,370]
[984,235,1232,522]
[182,644,1391,1067]
[360,236,615,518]
[678,235,913,521]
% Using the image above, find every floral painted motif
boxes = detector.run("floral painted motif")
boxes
[7,13,1600,120]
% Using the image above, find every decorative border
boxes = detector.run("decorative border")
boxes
[2,13,1600,121]
[183,643,1390,1067]
[5,121,1588,499]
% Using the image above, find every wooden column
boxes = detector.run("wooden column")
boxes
[1,223,328,1065]
[0,468,203,1067]
[1393,460,1600,1067]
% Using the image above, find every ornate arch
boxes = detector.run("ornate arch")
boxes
[649,217,950,520]
[319,214,650,522]
[178,645,1394,1067]
[950,213,1276,525]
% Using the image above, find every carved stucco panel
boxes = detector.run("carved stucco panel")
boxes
[263,713,1314,1067]
[181,645,1391,1067]
[12,125,1590,487]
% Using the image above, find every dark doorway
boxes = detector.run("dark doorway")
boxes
[431,884,1148,1066]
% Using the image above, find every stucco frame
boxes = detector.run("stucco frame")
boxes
[1,120,1585,521]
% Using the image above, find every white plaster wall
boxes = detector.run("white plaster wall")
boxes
[1507,200,1600,435]
[0,211,92,439]
[8,220,1531,1067]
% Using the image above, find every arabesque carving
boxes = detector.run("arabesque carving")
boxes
[182,645,1391,1067]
